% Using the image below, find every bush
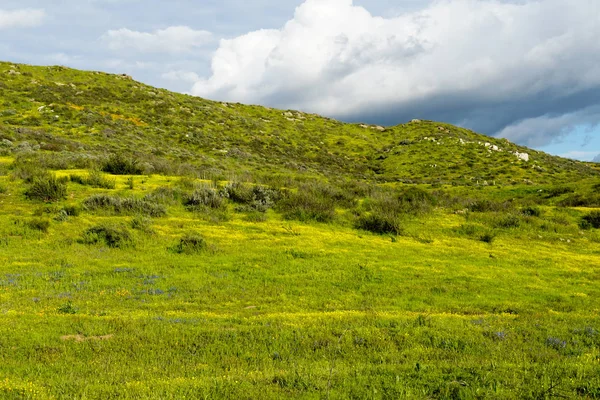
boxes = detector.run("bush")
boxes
[184,187,225,210]
[521,206,542,217]
[70,170,115,189]
[102,154,144,175]
[80,224,132,248]
[479,232,496,244]
[144,187,185,205]
[581,211,600,229]
[355,212,403,235]
[25,175,67,202]
[468,199,511,213]
[83,194,166,217]
[26,218,50,233]
[277,190,336,223]
[131,215,154,233]
[222,182,280,212]
[493,214,521,229]
[170,233,207,254]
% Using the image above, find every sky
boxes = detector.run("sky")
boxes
[1,0,600,162]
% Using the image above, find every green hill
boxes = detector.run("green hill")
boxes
[1,61,597,185]
[1,61,600,399]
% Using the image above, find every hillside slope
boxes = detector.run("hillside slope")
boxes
[1,61,597,185]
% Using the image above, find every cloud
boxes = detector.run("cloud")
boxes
[594,154,600,163]
[0,8,45,29]
[162,70,201,83]
[192,0,600,147]
[101,26,212,54]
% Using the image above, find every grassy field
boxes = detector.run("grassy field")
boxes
[0,159,599,399]
[1,62,600,398]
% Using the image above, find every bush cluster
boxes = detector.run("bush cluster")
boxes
[25,174,67,202]
[83,194,166,217]
[102,154,144,175]
[80,224,132,248]
[184,187,225,210]
[170,233,207,254]
[69,170,115,189]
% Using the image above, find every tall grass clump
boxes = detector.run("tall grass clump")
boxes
[79,224,132,248]
[184,186,225,210]
[102,154,144,175]
[222,182,281,212]
[69,170,115,189]
[169,233,207,254]
[580,211,600,229]
[25,174,67,202]
[355,212,403,235]
[83,194,166,217]
[277,186,336,223]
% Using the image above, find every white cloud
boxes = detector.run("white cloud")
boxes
[192,0,600,146]
[101,26,212,54]
[162,70,201,83]
[593,154,600,163]
[0,8,45,29]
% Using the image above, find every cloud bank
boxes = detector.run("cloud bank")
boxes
[192,0,600,146]
[102,26,212,54]
[0,8,45,29]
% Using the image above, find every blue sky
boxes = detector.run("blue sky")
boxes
[1,0,599,162]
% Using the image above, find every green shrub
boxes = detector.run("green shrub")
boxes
[0,185,6,194]
[170,233,207,254]
[493,214,521,229]
[131,215,154,233]
[355,212,403,235]
[25,175,67,202]
[184,187,225,210]
[102,154,143,175]
[144,187,185,205]
[70,170,116,189]
[222,182,280,212]
[83,194,166,217]
[479,232,496,244]
[581,211,600,229]
[277,190,336,223]
[57,301,78,315]
[80,224,132,248]
[26,218,50,233]
[521,206,542,217]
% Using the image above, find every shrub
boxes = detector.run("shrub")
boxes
[144,187,184,205]
[102,154,143,175]
[131,215,154,233]
[83,194,166,217]
[493,214,521,229]
[479,232,496,244]
[80,224,132,248]
[26,218,50,233]
[277,190,336,223]
[0,185,6,194]
[581,211,600,229]
[397,187,436,214]
[468,199,511,213]
[25,175,67,202]
[184,187,225,210]
[70,170,115,189]
[57,301,78,314]
[170,233,207,254]
[521,206,542,217]
[222,182,280,212]
[355,212,403,235]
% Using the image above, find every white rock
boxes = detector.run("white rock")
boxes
[515,152,530,162]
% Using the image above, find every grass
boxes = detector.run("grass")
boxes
[1,61,600,398]
[0,161,599,398]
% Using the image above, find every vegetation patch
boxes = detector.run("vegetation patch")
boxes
[79,224,132,248]
[83,194,166,217]
[24,174,67,202]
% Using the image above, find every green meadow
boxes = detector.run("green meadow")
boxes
[1,62,600,398]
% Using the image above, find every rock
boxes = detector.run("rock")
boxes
[7,69,20,76]
[411,119,421,123]
[373,126,386,132]
[283,111,293,117]
[37,106,46,112]
[515,152,530,162]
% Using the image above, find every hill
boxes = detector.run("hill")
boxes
[0,61,600,399]
[1,61,597,186]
